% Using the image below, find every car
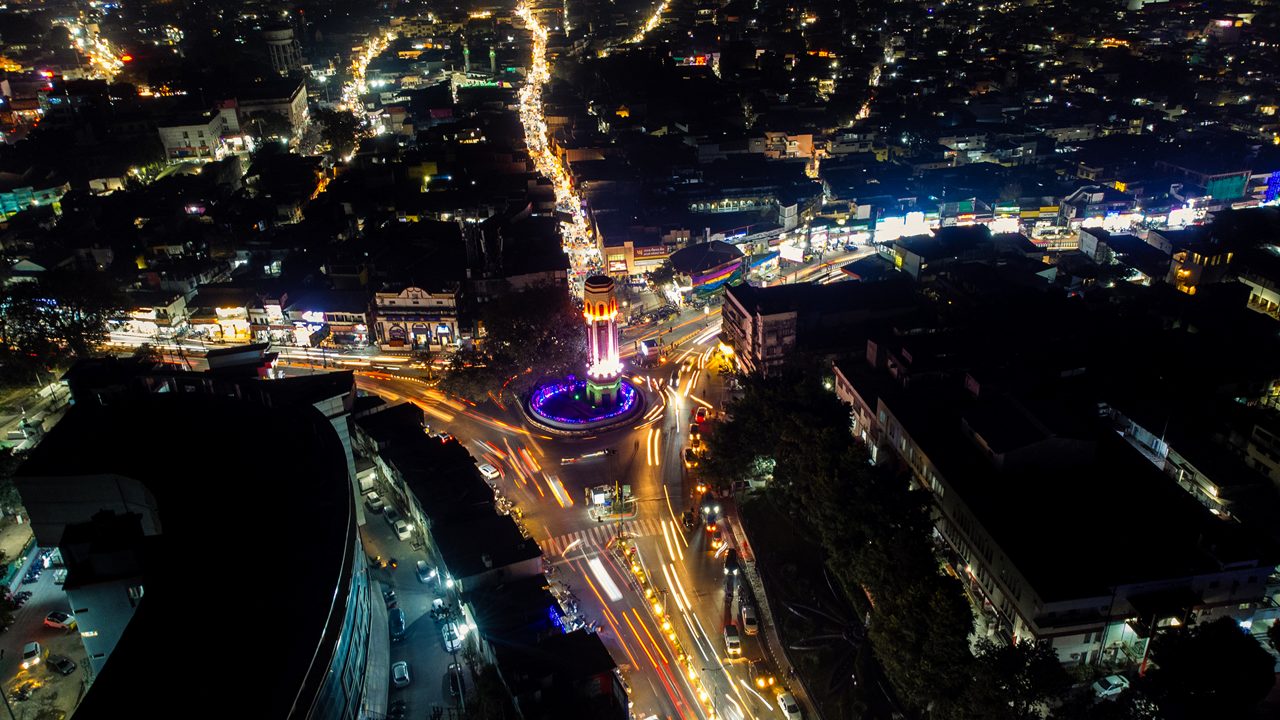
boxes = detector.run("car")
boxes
[741,604,758,635]
[751,660,776,689]
[49,655,76,676]
[447,663,466,697]
[711,530,724,550]
[689,423,701,440]
[477,463,500,482]
[777,691,803,719]
[1092,674,1130,699]
[20,642,44,670]
[723,548,740,576]
[392,661,412,688]
[695,407,709,423]
[43,611,75,630]
[382,588,398,608]
[700,493,721,518]
[723,624,741,655]
[416,560,438,584]
[442,621,463,652]
[364,491,384,513]
[389,608,407,641]
[394,519,412,541]
[384,506,403,526]
[683,448,699,468]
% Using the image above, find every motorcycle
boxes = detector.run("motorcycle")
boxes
[388,558,398,569]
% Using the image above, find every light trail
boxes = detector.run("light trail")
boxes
[738,678,771,706]
[588,557,624,601]
[688,394,715,410]
[545,473,574,507]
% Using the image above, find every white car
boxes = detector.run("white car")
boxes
[1092,674,1130,699]
[391,660,411,688]
[394,519,412,541]
[442,622,463,652]
[477,463,500,482]
[776,691,802,719]
[723,624,741,656]
[21,642,44,670]
[741,604,758,635]
[364,491,384,513]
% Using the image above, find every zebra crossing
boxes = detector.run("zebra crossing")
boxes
[539,517,666,558]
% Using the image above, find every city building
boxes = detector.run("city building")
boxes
[835,354,1277,665]
[721,278,917,375]
[156,107,237,162]
[372,285,461,352]
[263,23,304,76]
[16,361,377,718]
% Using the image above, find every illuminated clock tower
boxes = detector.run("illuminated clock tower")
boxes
[583,275,623,405]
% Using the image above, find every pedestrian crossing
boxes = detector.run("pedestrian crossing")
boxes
[539,517,666,558]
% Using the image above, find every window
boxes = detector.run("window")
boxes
[182,131,189,139]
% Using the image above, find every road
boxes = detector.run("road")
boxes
[352,313,798,720]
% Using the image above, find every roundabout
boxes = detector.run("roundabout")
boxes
[523,275,646,435]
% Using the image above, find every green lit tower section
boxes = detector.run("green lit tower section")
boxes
[583,275,622,406]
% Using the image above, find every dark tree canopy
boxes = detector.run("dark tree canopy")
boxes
[1146,617,1275,717]
[440,285,587,403]
[0,271,123,385]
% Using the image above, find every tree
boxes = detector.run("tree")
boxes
[313,108,365,159]
[647,260,676,289]
[0,449,22,517]
[440,286,588,403]
[944,639,1070,720]
[245,111,294,142]
[0,271,123,386]
[1144,617,1275,717]
[705,369,980,712]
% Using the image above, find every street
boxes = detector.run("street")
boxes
[352,312,802,720]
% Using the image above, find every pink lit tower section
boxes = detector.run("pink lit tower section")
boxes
[583,275,623,405]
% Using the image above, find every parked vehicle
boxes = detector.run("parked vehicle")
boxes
[43,611,76,630]
[384,506,403,526]
[777,691,803,720]
[382,588,398,608]
[389,608,407,641]
[391,661,412,688]
[1092,675,1130,699]
[447,663,466,697]
[442,622,463,652]
[416,561,438,584]
[394,519,413,541]
[49,655,76,676]
[20,642,45,670]
[477,463,501,481]
[741,604,758,635]
[364,491,384,513]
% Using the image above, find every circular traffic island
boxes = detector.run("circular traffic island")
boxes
[523,376,646,435]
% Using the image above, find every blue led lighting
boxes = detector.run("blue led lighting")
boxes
[529,379,638,425]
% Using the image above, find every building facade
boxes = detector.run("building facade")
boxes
[373,285,460,352]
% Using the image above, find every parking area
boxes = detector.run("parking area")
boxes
[363,501,468,718]
[0,546,88,719]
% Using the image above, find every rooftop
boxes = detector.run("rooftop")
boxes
[18,391,353,717]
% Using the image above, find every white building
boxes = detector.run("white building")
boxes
[156,107,237,163]
[373,286,460,352]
